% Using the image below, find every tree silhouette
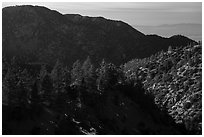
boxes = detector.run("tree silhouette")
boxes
[2,69,11,105]
[96,59,119,92]
[96,59,108,92]
[38,65,53,104]
[3,66,20,106]
[2,56,9,79]
[16,69,32,106]
[51,60,66,93]
[71,60,82,87]
[81,56,95,90]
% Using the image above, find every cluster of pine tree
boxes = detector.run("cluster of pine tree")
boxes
[124,44,202,134]
[2,56,125,110]
[2,43,201,135]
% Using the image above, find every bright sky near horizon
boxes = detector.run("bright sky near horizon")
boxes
[2,2,202,26]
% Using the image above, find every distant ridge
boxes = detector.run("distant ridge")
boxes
[3,5,197,66]
[134,23,201,42]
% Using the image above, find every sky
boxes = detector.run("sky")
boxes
[2,2,202,26]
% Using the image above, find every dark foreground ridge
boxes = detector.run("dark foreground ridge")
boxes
[2,43,202,134]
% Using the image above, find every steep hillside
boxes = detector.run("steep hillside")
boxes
[2,43,201,135]
[2,88,184,135]
[124,44,202,134]
[2,5,201,135]
[3,5,197,67]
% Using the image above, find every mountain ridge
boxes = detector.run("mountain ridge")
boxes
[2,5,197,67]
[2,5,201,135]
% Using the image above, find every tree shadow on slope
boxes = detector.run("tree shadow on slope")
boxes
[114,80,190,135]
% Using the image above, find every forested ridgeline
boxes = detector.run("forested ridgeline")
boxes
[124,44,202,134]
[2,44,202,134]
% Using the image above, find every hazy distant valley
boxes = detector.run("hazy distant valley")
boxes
[135,23,202,42]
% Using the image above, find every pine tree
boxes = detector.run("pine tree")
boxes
[2,69,11,105]
[16,69,32,106]
[38,65,53,104]
[71,60,82,87]
[70,60,83,109]
[96,59,108,92]
[2,56,9,79]
[30,79,40,105]
[3,67,20,106]
[168,46,173,54]
[10,56,20,71]
[38,64,47,82]
[64,66,71,89]
[51,60,65,93]
[41,74,53,104]
[38,64,48,95]
[81,56,95,90]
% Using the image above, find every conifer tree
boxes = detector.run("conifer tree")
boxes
[2,69,11,105]
[2,56,8,79]
[38,65,53,103]
[96,59,108,92]
[168,46,173,54]
[64,66,71,89]
[51,60,65,93]
[41,74,53,104]
[70,60,83,108]
[81,56,95,89]
[16,69,32,106]
[30,79,40,105]
[39,64,47,82]
[71,60,82,87]
[3,67,20,106]
[38,64,48,94]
